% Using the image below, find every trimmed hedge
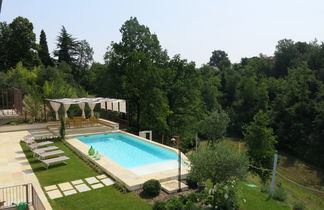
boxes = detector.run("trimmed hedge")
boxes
[143,179,161,196]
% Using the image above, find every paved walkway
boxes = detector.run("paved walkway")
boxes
[0,131,52,209]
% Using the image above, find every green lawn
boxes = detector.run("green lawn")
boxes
[21,140,151,210]
[238,183,289,210]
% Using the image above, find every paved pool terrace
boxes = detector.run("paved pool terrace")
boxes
[66,130,190,191]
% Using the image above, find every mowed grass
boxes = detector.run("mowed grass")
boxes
[238,182,290,210]
[20,140,151,210]
[220,138,324,210]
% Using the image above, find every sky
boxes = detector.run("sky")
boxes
[1,0,324,67]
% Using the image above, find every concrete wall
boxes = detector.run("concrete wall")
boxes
[98,118,119,129]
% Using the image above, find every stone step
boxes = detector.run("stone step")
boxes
[160,180,188,194]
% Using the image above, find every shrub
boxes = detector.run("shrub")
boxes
[152,200,166,210]
[293,202,305,210]
[186,174,198,189]
[113,182,128,193]
[205,180,239,209]
[183,200,202,210]
[165,197,184,210]
[143,179,161,196]
[272,187,287,202]
[187,192,199,203]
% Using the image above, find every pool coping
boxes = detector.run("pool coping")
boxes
[65,130,190,191]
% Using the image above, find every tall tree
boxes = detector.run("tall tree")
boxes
[54,26,78,66]
[74,39,94,86]
[38,29,53,66]
[0,22,10,71]
[243,111,277,183]
[6,17,39,69]
[209,50,231,70]
[163,55,204,139]
[102,17,170,133]
[273,39,298,77]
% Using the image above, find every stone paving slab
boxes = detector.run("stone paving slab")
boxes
[44,185,58,191]
[85,177,99,184]
[47,189,63,199]
[58,182,74,191]
[71,179,83,185]
[63,189,77,196]
[160,180,188,194]
[91,183,104,189]
[101,178,114,186]
[96,174,107,180]
[75,184,91,192]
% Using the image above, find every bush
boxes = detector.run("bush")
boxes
[186,174,198,189]
[293,202,305,210]
[272,187,287,202]
[143,179,161,196]
[152,200,166,210]
[187,192,199,203]
[165,197,184,210]
[205,180,239,209]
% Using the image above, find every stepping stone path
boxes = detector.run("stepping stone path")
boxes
[63,189,77,196]
[43,174,115,199]
[91,183,104,189]
[75,184,91,192]
[47,189,63,199]
[85,177,99,184]
[101,178,114,186]
[58,182,73,191]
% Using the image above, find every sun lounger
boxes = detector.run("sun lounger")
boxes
[41,156,69,169]
[28,141,53,149]
[32,146,58,157]
[37,150,64,159]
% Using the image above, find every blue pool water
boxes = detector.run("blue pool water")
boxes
[77,133,178,168]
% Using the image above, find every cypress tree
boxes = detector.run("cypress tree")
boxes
[38,30,53,66]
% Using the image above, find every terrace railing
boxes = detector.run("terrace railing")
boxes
[0,183,45,210]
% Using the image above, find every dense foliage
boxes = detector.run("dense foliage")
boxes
[142,179,161,196]
[0,16,323,168]
[243,111,277,183]
[189,142,249,186]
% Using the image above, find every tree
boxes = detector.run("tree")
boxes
[273,39,298,77]
[0,22,10,71]
[163,55,204,140]
[209,50,231,69]
[38,30,53,66]
[199,109,230,146]
[243,111,277,183]
[2,17,39,70]
[4,62,38,94]
[54,26,78,66]
[189,142,249,186]
[74,39,94,86]
[23,90,43,121]
[199,65,222,112]
[101,17,170,134]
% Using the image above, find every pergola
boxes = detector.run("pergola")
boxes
[46,97,126,120]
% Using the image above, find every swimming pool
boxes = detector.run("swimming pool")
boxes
[77,133,178,168]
